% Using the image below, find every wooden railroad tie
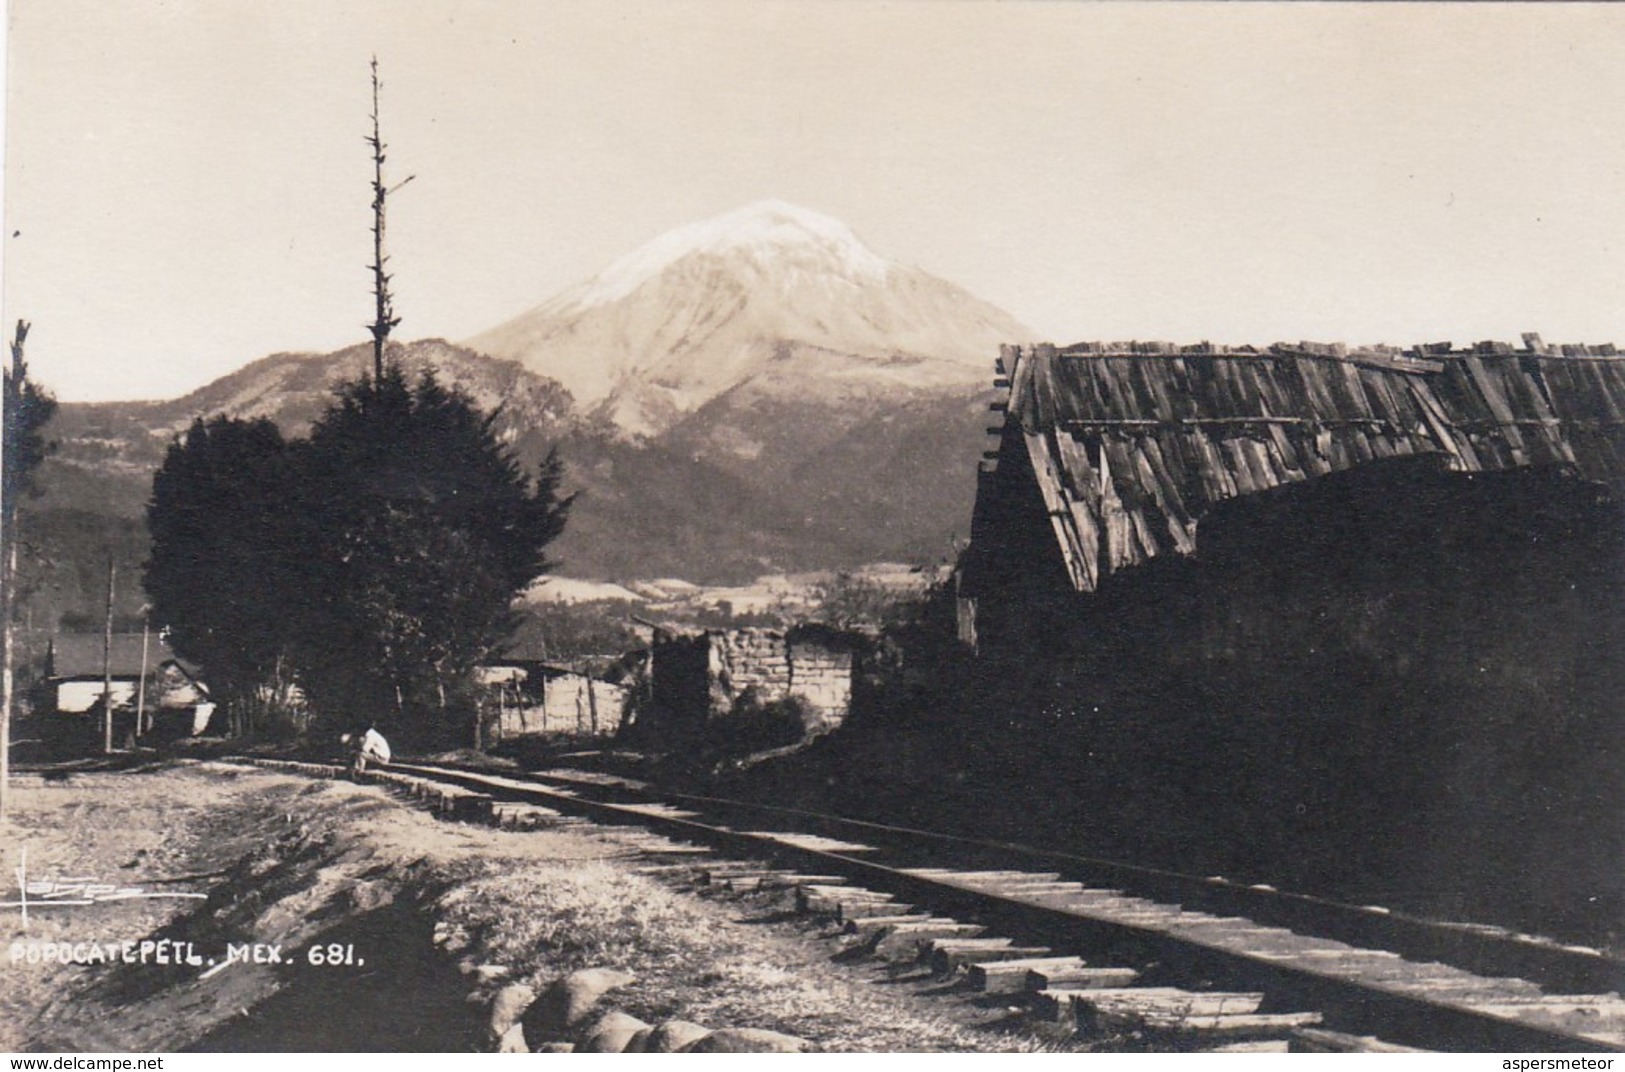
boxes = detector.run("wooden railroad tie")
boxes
[625,841,708,854]
[838,900,918,922]
[1041,986,1325,1043]
[798,885,892,914]
[632,862,711,877]
[1133,1011,1325,1042]
[760,873,848,890]
[1291,1027,1430,1053]
[872,921,987,958]
[927,938,1053,973]
[843,913,936,937]
[695,864,776,887]
[966,956,1127,992]
[1038,986,1259,1024]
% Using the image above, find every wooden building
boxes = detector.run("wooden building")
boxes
[476,656,627,741]
[960,337,1625,650]
[952,337,1625,939]
[43,633,214,736]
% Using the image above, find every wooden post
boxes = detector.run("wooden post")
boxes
[0,517,14,820]
[135,616,150,737]
[102,558,115,754]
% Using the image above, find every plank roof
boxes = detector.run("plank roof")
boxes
[991,339,1625,592]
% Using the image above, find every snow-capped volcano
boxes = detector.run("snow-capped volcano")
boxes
[567,199,890,309]
[467,200,1029,436]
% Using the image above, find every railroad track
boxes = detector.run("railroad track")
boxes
[234,756,1625,1053]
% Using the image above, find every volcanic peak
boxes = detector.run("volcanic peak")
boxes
[564,199,890,310]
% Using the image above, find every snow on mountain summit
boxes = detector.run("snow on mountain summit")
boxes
[567,200,890,310]
[467,200,1030,436]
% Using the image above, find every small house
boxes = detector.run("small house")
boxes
[43,633,214,735]
[477,644,628,741]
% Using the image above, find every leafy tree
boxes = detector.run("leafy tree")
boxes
[3,320,56,816]
[809,569,927,630]
[144,416,302,733]
[2,322,56,521]
[290,364,571,743]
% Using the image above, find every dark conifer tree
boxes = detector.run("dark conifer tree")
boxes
[144,417,302,733]
[291,366,570,742]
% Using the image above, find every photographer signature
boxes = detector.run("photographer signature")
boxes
[5,847,209,926]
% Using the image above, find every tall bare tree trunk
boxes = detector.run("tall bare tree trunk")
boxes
[3,320,53,814]
[366,56,412,385]
[1,325,23,819]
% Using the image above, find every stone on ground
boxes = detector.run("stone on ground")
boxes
[683,1027,816,1053]
[524,967,638,1040]
[496,1022,528,1053]
[578,1010,651,1053]
[487,981,537,1040]
[643,1019,713,1053]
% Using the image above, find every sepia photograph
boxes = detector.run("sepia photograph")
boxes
[3,0,1624,1056]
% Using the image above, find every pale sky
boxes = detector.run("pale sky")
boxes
[7,1,1625,402]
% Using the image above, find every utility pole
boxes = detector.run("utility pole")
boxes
[2,321,30,820]
[102,558,115,754]
[135,613,150,738]
[0,492,13,817]
[366,56,413,385]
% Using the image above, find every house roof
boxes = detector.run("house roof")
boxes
[48,633,180,679]
[489,635,554,664]
[979,339,1625,592]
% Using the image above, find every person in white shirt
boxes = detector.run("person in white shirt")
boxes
[342,725,391,776]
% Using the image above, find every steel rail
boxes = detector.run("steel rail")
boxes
[370,758,1623,1053]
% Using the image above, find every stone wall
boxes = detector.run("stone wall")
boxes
[710,630,791,699]
[785,629,854,733]
[647,625,861,742]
